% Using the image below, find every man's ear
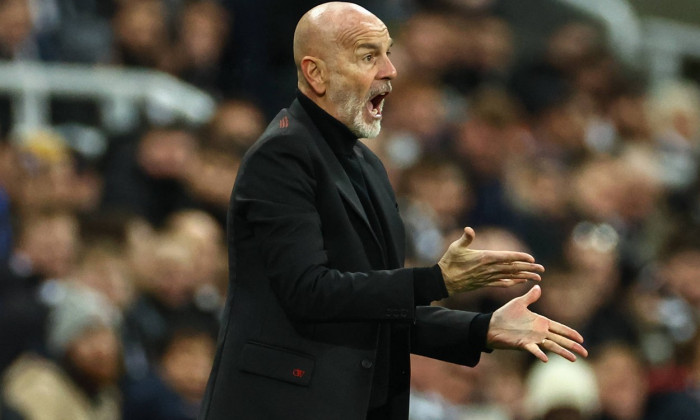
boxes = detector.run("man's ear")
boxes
[301,56,327,96]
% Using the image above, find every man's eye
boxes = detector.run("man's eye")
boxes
[363,54,373,62]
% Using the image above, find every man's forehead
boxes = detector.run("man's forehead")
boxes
[336,18,390,49]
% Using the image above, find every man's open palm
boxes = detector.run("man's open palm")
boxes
[486,285,588,362]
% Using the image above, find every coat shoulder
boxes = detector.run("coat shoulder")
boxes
[246,108,316,158]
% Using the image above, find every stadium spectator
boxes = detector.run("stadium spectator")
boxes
[3,283,123,420]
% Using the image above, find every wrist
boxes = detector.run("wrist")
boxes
[437,260,455,296]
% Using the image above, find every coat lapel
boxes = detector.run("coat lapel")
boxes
[287,100,383,251]
[356,144,405,269]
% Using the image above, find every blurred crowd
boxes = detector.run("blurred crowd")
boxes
[2,0,700,419]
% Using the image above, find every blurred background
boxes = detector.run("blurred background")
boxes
[2,0,700,419]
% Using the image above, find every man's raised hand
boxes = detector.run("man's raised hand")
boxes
[438,227,544,296]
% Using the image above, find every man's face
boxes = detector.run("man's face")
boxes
[67,327,121,386]
[326,18,396,138]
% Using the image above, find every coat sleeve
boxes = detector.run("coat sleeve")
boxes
[410,306,486,367]
[234,135,419,322]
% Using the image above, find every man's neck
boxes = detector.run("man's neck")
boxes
[296,91,358,156]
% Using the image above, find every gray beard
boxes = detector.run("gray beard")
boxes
[329,88,382,139]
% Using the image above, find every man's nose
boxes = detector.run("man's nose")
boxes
[379,56,397,80]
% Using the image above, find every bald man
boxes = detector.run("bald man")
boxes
[199,3,587,419]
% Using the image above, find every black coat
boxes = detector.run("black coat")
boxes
[199,99,484,420]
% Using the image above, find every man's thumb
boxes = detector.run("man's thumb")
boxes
[458,226,475,247]
[521,284,541,306]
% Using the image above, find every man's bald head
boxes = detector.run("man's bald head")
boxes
[293,2,385,88]
[292,2,396,138]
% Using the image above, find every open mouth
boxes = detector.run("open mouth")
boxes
[367,92,389,119]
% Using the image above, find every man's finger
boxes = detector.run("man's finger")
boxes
[483,271,541,284]
[510,272,542,282]
[542,338,579,362]
[546,333,589,358]
[525,342,548,363]
[486,250,537,264]
[489,272,542,283]
[491,262,544,275]
[548,320,585,344]
[488,278,529,288]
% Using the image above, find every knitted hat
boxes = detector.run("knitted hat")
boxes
[46,282,122,357]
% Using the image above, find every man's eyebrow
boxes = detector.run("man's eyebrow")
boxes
[356,42,381,51]
[356,40,393,52]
